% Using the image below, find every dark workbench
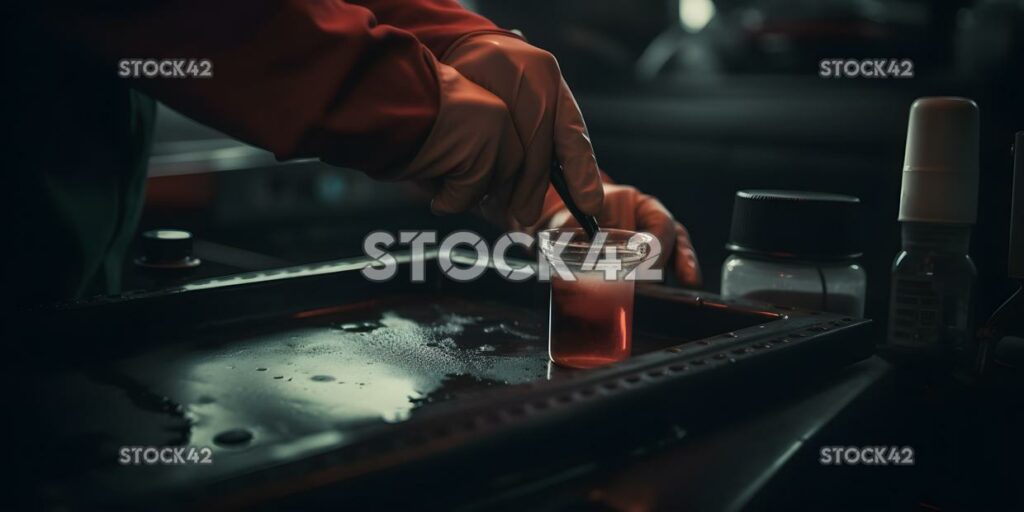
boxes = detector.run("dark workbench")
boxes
[456,355,1024,512]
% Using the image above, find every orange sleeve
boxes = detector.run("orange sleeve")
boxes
[350,0,518,57]
[53,0,445,173]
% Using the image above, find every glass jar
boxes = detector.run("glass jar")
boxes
[721,254,867,316]
[719,190,866,316]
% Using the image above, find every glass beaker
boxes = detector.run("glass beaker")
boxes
[538,229,655,369]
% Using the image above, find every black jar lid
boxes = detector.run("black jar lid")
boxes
[727,190,863,260]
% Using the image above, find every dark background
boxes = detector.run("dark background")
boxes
[12,3,1023,509]
[137,0,1024,332]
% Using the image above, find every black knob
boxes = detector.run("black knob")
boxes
[135,229,201,269]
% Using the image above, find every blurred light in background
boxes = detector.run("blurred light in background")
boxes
[679,0,716,33]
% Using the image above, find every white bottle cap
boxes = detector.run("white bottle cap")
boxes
[898,97,979,224]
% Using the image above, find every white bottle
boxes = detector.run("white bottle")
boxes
[885,97,979,375]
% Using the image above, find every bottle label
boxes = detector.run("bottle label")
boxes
[888,277,942,349]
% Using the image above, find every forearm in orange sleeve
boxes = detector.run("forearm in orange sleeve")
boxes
[52,0,443,173]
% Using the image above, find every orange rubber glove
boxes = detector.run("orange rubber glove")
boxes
[390,61,525,217]
[442,34,604,227]
[541,181,702,288]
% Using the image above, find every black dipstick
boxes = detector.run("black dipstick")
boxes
[549,160,600,239]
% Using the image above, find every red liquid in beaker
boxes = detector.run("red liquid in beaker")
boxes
[549,272,635,369]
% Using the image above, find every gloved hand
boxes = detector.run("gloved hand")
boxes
[394,62,525,218]
[542,182,702,288]
[442,34,604,227]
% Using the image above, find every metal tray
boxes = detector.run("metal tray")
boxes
[11,251,872,510]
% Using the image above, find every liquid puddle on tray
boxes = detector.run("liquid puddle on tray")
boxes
[118,302,550,450]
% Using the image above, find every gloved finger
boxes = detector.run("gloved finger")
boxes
[430,169,492,215]
[485,120,529,223]
[633,195,676,271]
[672,223,702,288]
[434,107,523,216]
[476,178,519,229]
[553,79,604,216]
[508,106,555,226]
[635,193,702,286]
